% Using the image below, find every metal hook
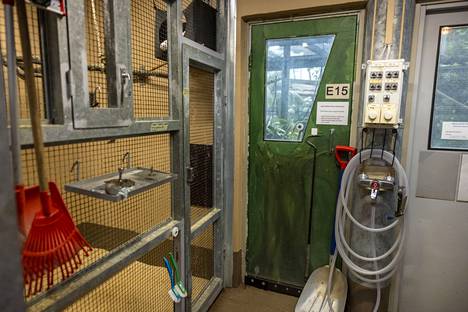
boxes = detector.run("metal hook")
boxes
[122,152,131,169]
[70,160,80,181]
[89,86,101,107]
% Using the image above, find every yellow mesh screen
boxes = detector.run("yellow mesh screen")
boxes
[85,0,108,108]
[189,67,215,226]
[65,242,175,312]
[22,134,172,298]
[0,3,45,120]
[189,67,214,146]
[131,0,170,119]
[191,224,214,302]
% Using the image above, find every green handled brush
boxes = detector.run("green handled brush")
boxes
[169,252,187,298]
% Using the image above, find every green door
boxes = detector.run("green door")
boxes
[247,16,357,287]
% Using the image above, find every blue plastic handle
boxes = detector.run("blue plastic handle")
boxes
[163,256,175,288]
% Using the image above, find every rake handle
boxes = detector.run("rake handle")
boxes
[16,0,49,193]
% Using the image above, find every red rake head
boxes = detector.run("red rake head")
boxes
[22,182,92,297]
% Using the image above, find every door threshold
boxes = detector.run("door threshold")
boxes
[244,275,303,297]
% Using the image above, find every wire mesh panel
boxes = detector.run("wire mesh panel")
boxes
[85,0,108,108]
[21,134,173,298]
[131,0,170,119]
[65,240,175,312]
[189,67,215,225]
[0,3,46,120]
[191,224,214,302]
[182,0,217,52]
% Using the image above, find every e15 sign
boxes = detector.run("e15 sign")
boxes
[325,83,350,99]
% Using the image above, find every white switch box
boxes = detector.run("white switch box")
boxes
[363,59,408,128]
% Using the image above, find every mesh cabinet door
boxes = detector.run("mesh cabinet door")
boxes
[68,0,133,129]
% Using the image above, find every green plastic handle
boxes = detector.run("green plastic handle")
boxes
[169,252,180,283]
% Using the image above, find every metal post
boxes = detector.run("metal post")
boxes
[4,3,21,184]
[168,0,186,311]
[38,10,72,125]
[222,0,235,288]
[353,1,415,310]
[358,0,415,158]
[0,38,26,312]
[211,0,227,288]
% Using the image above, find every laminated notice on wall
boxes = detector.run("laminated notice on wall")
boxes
[316,101,349,125]
[441,122,468,140]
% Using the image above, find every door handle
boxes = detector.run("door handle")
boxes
[329,128,335,154]
[186,166,194,184]
[120,67,131,102]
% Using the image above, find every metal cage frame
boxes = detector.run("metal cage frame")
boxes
[183,38,225,310]
[0,0,235,311]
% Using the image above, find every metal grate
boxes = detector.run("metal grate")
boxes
[188,66,216,303]
[191,224,214,302]
[21,134,173,298]
[189,68,214,145]
[131,0,170,119]
[85,0,108,108]
[0,3,46,120]
[189,68,215,225]
[182,0,217,52]
[65,240,175,312]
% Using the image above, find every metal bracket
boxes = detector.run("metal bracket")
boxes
[186,166,194,183]
[65,69,74,98]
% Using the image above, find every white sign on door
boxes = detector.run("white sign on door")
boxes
[316,101,349,125]
[441,122,468,140]
[325,83,350,99]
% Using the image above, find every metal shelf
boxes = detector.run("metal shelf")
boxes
[65,167,177,202]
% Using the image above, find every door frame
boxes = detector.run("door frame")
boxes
[182,39,226,311]
[240,9,366,280]
[393,1,468,311]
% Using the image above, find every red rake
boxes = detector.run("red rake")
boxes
[16,0,91,297]
[20,183,92,297]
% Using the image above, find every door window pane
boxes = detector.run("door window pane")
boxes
[430,25,468,150]
[264,35,335,142]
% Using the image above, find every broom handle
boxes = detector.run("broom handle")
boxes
[4,1,22,185]
[16,0,48,192]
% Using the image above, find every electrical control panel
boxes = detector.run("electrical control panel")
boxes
[363,59,408,128]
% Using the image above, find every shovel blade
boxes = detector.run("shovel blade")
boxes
[295,266,347,312]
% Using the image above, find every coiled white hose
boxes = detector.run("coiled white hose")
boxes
[324,149,408,312]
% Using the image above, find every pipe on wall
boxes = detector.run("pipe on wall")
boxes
[351,1,415,311]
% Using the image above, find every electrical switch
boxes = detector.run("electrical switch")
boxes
[363,59,407,128]
[368,110,378,121]
[383,111,393,121]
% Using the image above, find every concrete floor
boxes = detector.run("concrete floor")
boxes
[209,286,298,312]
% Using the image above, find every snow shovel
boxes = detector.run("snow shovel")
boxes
[295,146,356,312]
[16,0,91,297]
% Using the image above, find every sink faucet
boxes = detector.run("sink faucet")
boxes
[370,180,380,200]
